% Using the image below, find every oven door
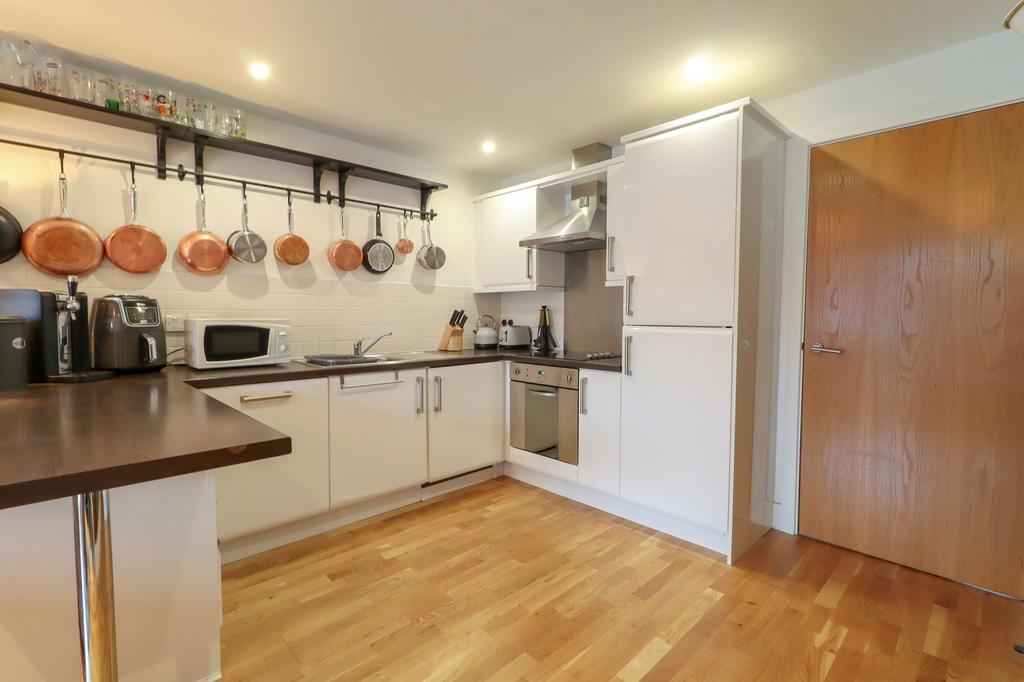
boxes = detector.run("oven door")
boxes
[203,325,272,364]
[510,380,579,465]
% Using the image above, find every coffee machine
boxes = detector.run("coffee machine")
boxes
[0,277,111,382]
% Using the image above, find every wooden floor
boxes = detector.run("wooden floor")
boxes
[221,477,1024,681]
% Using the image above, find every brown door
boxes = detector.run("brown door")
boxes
[800,102,1024,598]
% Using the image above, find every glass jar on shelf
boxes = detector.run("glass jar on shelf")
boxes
[231,109,247,139]
[34,56,63,96]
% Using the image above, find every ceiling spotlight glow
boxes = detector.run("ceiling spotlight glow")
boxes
[481,140,496,154]
[683,54,714,84]
[248,62,271,80]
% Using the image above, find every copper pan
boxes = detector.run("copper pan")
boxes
[22,171,104,277]
[327,205,362,271]
[105,180,166,274]
[395,211,414,255]
[273,191,309,266]
[176,186,229,275]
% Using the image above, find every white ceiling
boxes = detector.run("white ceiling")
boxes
[2,1,1013,178]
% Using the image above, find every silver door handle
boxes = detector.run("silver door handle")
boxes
[339,374,403,389]
[142,333,158,364]
[527,388,557,397]
[624,335,634,376]
[810,342,842,355]
[239,391,293,404]
[606,236,615,273]
[434,375,443,412]
[526,249,533,280]
[624,275,635,316]
[415,376,424,413]
[580,376,589,415]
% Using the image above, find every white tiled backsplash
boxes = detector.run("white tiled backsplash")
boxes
[498,289,565,350]
[0,262,488,359]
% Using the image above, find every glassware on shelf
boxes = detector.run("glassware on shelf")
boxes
[138,86,155,117]
[33,56,63,96]
[2,37,36,88]
[119,78,139,113]
[96,75,120,110]
[67,69,96,103]
[231,109,247,139]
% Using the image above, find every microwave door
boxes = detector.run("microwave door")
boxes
[204,325,271,362]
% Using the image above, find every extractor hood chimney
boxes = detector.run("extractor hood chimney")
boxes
[519,143,612,253]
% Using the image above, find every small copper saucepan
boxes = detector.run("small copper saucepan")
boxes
[273,190,310,266]
[22,166,104,277]
[176,185,230,275]
[327,204,362,271]
[104,168,166,274]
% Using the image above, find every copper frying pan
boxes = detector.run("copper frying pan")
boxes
[395,210,414,254]
[176,186,229,275]
[327,205,362,271]
[22,169,104,277]
[105,174,166,274]
[273,191,310,266]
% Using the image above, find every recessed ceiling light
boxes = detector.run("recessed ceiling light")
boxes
[248,62,271,80]
[481,140,496,154]
[683,55,714,84]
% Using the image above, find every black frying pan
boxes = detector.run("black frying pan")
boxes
[362,207,394,274]
[0,203,23,264]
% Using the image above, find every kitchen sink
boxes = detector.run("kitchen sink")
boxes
[303,354,404,367]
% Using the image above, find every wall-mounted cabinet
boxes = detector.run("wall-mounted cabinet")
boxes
[604,162,626,286]
[475,186,564,292]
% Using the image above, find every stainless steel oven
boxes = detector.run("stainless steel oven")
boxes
[510,362,578,465]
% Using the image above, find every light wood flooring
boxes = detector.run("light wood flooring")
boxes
[221,477,1024,681]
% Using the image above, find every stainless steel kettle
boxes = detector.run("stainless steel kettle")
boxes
[473,314,499,349]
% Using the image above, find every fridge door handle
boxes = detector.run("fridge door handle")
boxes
[624,275,635,316]
[624,335,634,376]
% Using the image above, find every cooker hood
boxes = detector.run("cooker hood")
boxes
[519,143,612,253]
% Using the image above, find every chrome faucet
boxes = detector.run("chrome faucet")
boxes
[353,330,392,356]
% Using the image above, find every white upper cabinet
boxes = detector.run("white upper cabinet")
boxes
[328,369,428,507]
[619,326,734,533]
[577,369,621,496]
[427,362,504,480]
[604,162,625,286]
[475,186,564,292]
[201,378,330,541]
[620,111,740,326]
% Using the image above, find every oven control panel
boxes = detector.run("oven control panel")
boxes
[510,363,578,389]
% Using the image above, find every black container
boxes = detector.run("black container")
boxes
[0,316,28,390]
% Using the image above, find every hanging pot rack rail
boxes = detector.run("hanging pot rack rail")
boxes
[0,83,445,215]
[0,136,439,220]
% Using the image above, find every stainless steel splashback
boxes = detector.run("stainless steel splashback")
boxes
[563,250,622,352]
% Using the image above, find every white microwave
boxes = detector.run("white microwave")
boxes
[184,318,291,370]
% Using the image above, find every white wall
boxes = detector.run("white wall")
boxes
[0,102,490,356]
[0,473,221,682]
[761,30,1024,534]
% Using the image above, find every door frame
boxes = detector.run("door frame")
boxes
[783,95,1024,536]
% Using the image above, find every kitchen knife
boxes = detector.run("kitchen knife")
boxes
[448,309,459,326]
[459,312,468,327]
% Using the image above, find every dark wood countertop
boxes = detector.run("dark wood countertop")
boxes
[0,349,619,511]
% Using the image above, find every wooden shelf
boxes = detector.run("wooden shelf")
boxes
[0,83,447,208]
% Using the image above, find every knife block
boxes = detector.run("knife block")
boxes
[437,325,464,352]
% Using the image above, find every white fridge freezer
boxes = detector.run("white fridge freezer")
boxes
[619,326,735,534]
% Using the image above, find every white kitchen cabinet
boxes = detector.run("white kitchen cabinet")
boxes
[604,162,625,286]
[475,186,564,292]
[201,378,330,540]
[328,369,428,507]
[577,369,621,496]
[619,110,739,326]
[619,327,734,533]
[428,362,504,480]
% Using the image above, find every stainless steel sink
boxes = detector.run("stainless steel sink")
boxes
[303,354,405,367]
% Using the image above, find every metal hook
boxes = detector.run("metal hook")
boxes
[129,162,136,187]
[286,189,292,208]
[58,149,65,176]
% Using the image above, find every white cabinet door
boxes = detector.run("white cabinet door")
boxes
[201,378,330,540]
[605,162,625,286]
[428,362,504,480]
[620,327,733,532]
[621,112,739,326]
[478,187,538,290]
[328,370,428,507]
[577,369,621,496]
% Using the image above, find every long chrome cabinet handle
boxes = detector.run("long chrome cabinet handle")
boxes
[339,374,403,389]
[810,342,842,355]
[606,236,615,273]
[526,249,533,280]
[624,275,635,316]
[240,391,293,404]
[580,376,589,415]
[624,336,634,376]
[416,376,424,413]
[434,375,443,412]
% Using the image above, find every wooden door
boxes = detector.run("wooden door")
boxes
[427,362,504,481]
[328,370,427,507]
[621,111,738,326]
[800,102,1024,598]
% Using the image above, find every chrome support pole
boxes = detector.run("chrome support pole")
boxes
[73,490,118,682]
